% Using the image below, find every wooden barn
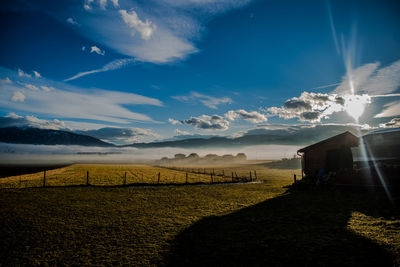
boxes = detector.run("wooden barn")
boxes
[297,131,359,178]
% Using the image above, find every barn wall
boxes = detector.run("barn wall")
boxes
[303,134,358,175]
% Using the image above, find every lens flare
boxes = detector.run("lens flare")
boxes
[344,94,371,122]
[345,98,365,121]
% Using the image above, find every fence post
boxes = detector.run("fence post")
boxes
[158,172,161,184]
[43,170,46,187]
[86,171,89,186]
[294,174,297,184]
[186,172,188,184]
[254,170,257,180]
[250,171,252,182]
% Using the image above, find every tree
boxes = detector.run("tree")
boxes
[174,153,186,159]
[187,153,200,160]
[236,153,247,161]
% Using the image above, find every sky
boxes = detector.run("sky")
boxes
[0,0,400,145]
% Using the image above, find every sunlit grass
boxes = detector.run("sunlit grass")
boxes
[0,163,301,188]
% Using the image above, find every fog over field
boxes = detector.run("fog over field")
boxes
[0,142,301,164]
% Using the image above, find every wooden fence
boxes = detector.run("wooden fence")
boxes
[0,166,259,189]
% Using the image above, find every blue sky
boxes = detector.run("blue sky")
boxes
[0,0,400,144]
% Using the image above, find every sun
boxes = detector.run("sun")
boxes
[344,94,370,122]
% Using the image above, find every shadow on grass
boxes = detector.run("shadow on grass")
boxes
[165,188,398,266]
[0,163,71,178]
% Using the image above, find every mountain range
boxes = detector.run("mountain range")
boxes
[0,127,114,147]
[0,124,374,148]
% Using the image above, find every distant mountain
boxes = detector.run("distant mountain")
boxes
[125,124,369,148]
[160,134,219,142]
[123,135,318,149]
[0,124,381,149]
[0,127,115,147]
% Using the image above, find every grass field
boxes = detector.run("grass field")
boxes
[0,162,300,188]
[0,164,399,266]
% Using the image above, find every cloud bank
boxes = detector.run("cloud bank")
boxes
[225,109,267,123]
[267,92,371,122]
[170,109,267,131]
[181,115,230,130]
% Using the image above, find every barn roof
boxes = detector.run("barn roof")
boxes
[364,127,400,136]
[297,131,359,153]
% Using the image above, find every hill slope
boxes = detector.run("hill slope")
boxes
[0,127,114,147]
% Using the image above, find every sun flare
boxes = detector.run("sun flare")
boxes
[344,94,370,122]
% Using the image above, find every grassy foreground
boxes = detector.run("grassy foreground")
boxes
[0,168,399,266]
[0,163,300,188]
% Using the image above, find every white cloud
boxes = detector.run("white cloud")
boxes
[40,85,54,92]
[267,92,371,122]
[1,113,68,130]
[33,71,41,78]
[57,0,249,63]
[0,68,163,124]
[90,45,105,55]
[172,108,267,132]
[66,17,79,25]
[77,127,161,144]
[5,112,23,119]
[84,0,119,10]
[23,83,40,91]
[0,77,12,84]
[8,88,161,123]
[225,109,267,123]
[173,92,232,109]
[175,129,191,135]
[119,9,157,40]
[333,60,400,95]
[168,118,181,125]
[99,0,107,9]
[374,101,400,118]
[62,120,118,130]
[64,58,135,81]
[379,118,400,128]
[110,0,119,7]
[18,69,31,78]
[84,0,94,10]
[11,91,25,102]
[180,114,230,130]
